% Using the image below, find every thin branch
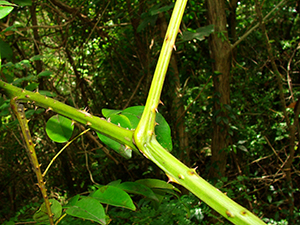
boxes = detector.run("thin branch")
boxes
[231,0,286,49]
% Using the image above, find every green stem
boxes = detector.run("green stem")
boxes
[133,0,267,224]
[134,0,187,145]
[147,137,266,225]
[0,80,137,154]
[10,99,54,225]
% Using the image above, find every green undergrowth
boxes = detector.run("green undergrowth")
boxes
[2,191,298,225]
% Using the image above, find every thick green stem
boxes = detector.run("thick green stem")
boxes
[0,80,137,154]
[133,0,267,224]
[146,138,266,225]
[134,0,187,144]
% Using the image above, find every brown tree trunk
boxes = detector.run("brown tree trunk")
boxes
[206,0,232,179]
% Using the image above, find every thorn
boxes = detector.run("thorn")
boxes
[118,123,120,127]
[155,122,159,126]
[79,108,92,117]
[71,120,75,126]
[155,108,158,113]
[46,107,52,112]
[107,117,111,122]
[178,28,182,35]
[159,100,164,105]
[86,121,92,126]
[124,145,131,151]
[166,174,179,184]
[173,44,177,51]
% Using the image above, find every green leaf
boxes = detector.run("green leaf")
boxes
[0,1,16,6]
[39,90,57,97]
[38,70,53,78]
[13,75,36,85]
[0,99,10,116]
[97,114,132,159]
[25,82,39,91]
[33,199,62,223]
[101,108,122,118]
[46,115,74,143]
[63,194,80,208]
[237,145,248,152]
[66,197,106,225]
[0,6,13,20]
[115,181,159,202]
[91,185,136,211]
[107,179,122,186]
[136,179,180,193]
[0,39,12,61]
[25,108,44,118]
[121,112,140,128]
[13,0,32,6]
[181,24,214,42]
[137,13,158,33]
[155,112,172,151]
[30,55,44,61]
[150,3,174,16]
[222,117,229,125]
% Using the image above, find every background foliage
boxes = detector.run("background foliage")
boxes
[0,0,300,224]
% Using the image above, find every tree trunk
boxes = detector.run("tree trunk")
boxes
[206,0,232,179]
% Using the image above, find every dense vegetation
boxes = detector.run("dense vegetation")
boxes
[0,0,299,224]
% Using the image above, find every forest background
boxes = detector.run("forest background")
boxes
[0,0,300,224]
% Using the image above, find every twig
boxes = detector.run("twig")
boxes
[264,136,284,164]
[231,0,286,49]
[43,128,91,177]
[10,100,54,225]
